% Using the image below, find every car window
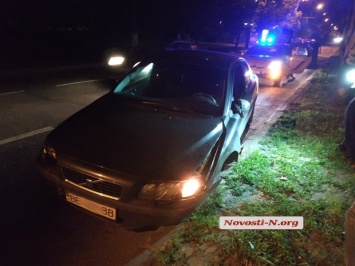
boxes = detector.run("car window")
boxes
[113,61,227,115]
[115,63,153,93]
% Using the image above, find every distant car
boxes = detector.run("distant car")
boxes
[37,50,258,229]
[105,46,148,77]
[243,43,311,86]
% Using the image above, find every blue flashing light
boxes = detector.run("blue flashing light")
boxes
[259,33,276,46]
[261,29,269,43]
[267,36,274,43]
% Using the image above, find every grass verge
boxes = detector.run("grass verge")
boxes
[151,66,355,265]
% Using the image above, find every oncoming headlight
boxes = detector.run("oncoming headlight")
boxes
[268,60,282,80]
[345,69,355,88]
[139,177,204,201]
[108,56,125,66]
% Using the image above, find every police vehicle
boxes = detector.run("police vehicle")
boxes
[243,28,311,87]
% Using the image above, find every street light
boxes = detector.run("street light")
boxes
[317,3,324,10]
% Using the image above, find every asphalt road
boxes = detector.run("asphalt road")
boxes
[0,65,317,265]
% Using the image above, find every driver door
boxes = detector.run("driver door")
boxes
[289,45,312,73]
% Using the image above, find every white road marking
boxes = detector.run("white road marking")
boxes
[0,90,25,97]
[56,79,99,87]
[0,126,54,146]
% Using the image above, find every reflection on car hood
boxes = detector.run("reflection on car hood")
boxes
[48,94,224,181]
[243,55,279,67]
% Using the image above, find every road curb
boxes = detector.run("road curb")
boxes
[125,224,185,266]
[241,67,320,160]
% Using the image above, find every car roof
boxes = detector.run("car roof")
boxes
[156,49,242,69]
[249,43,289,49]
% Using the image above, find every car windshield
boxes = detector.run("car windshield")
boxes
[246,45,285,57]
[113,61,227,116]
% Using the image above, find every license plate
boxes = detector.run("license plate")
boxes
[65,192,116,220]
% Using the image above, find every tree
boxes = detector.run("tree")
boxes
[253,0,299,29]
[158,0,301,45]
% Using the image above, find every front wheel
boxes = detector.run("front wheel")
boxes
[241,107,255,142]
[246,106,255,128]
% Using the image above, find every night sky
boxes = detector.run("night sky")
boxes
[0,1,156,68]
[0,0,350,70]
[0,0,349,42]
[0,0,201,69]
[0,1,186,39]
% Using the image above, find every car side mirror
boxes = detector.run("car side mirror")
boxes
[232,99,251,117]
[232,99,243,117]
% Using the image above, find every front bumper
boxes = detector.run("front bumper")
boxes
[36,157,210,229]
[251,68,282,81]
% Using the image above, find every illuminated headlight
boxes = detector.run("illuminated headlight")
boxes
[41,144,57,162]
[138,177,204,200]
[268,61,282,80]
[108,56,125,66]
[333,37,343,43]
[345,69,355,88]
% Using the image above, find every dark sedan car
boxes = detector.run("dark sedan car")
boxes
[37,49,258,229]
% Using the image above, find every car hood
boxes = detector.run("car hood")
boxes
[48,94,224,181]
[243,55,280,68]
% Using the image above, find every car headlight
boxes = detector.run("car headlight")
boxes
[41,144,57,163]
[345,69,355,88]
[108,56,125,66]
[138,176,204,200]
[268,60,282,80]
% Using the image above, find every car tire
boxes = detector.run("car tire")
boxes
[246,106,255,128]
[222,153,239,172]
[241,106,255,142]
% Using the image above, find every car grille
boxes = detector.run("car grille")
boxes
[62,167,123,200]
